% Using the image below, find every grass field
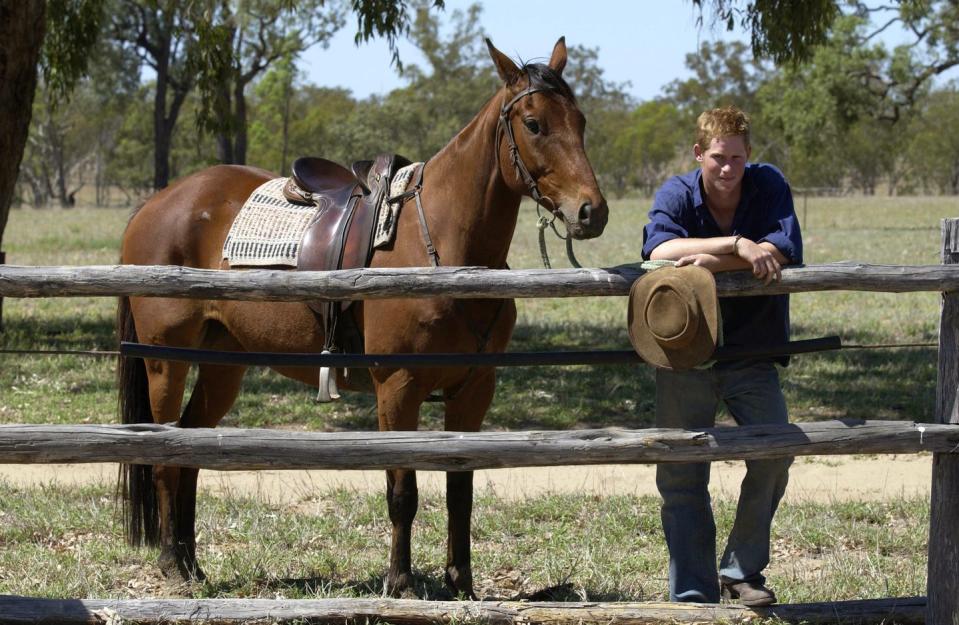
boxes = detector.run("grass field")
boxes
[0,196,953,611]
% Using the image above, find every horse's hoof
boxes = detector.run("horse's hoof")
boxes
[445,566,476,600]
[385,572,413,597]
[158,550,206,583]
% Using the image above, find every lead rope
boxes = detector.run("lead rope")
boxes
[536,205,583,269]
[537,215,552,268]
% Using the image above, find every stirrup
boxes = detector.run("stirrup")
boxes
[316,353,341,402]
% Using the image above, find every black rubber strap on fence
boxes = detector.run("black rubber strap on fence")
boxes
[119,336,842,369]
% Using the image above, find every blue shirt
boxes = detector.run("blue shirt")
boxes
[641,163,803,365]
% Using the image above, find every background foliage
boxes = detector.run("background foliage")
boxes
[13,0,959,208]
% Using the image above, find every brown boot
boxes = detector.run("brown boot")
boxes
[722,581,777,607]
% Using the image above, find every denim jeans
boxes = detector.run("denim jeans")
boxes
[655,361,792,603]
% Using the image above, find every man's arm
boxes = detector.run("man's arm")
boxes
[650,236,790,284]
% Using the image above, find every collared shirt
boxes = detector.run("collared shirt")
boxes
[641,163,803,365]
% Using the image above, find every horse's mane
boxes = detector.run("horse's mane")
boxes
[522,62,576,104]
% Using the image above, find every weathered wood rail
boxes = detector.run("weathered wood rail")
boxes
[0,420,953,470]
[1,262,958,300]
[0,595,926,625]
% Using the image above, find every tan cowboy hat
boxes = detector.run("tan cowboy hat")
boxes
[628,265,720,370]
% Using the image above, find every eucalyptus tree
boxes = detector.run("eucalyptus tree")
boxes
[192,0,346,165]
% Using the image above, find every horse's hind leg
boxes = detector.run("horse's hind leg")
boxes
[141,356,193,580]
[443,368,496,600]
[159,361,246,581]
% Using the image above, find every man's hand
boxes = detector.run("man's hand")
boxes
[734,237,781,285]
[675,253,722,271]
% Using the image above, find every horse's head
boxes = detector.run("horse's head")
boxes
[487,37,609,240]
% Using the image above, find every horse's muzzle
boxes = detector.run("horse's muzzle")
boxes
[570,200,609,239]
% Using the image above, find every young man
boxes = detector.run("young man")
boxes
[641,106,803,606]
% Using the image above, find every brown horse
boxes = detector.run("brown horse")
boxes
[117,37,607,598]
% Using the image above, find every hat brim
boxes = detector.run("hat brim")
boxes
[627,265,720,370]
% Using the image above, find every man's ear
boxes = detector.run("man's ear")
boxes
[486,38,522,85]
[548,36,567,75]
[694,143,704,162]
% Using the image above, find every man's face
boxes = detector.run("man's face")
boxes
[695,135,751,197]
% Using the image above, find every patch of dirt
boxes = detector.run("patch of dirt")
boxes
[0,453,932,503]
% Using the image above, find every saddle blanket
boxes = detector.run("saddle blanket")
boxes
[222,177,318,267]
[373,162,421,248]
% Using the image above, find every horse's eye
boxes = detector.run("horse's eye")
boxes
[523,118,541,135]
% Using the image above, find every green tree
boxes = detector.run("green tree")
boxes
[621,100,688,196]
[247,54,300,175]
[17,35,140,208]
[756,16,889,187]
[102,1,445,188]
[907,86,959,194]
[106,85,156,200]
[691,0,839,63]
[248,80,357,174]
[192,0,345,165]
[106,1,210,190]
[847,1,959,122]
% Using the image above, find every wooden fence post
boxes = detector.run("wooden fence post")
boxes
[929,218,959,625]
[0,249,4,331]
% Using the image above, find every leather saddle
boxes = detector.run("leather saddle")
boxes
[285,153,413,397]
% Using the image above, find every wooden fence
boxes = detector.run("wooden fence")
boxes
[1,221,959,624]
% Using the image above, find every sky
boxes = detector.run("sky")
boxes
[298,1,747,102]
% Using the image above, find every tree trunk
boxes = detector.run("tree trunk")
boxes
[0,0,47,250]
[234,77,248,165]
[280,76,291,175]
[0,0,47,331]
[153,52,172,190]
[215,81,235,164]
[215,132,235,164]
[52,125,70,208]
[149,11,191,190]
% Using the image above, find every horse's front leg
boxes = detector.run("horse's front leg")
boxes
[445,470,475,598]
[375,370,430,596]
[443,368,496,600]
[385,468,418,595]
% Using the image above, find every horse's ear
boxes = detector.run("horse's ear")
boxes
[486,38,522,85]
[548,36,567,75]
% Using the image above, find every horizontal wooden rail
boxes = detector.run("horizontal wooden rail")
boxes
[0,420,954,471]
[1,262,957,300]
[0,595,926,624]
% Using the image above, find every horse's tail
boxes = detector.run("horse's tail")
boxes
[117,296,159,547]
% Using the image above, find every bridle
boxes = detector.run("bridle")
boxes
[394,71,583,273]
[496,74,582,268]
[497,82,554,211]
